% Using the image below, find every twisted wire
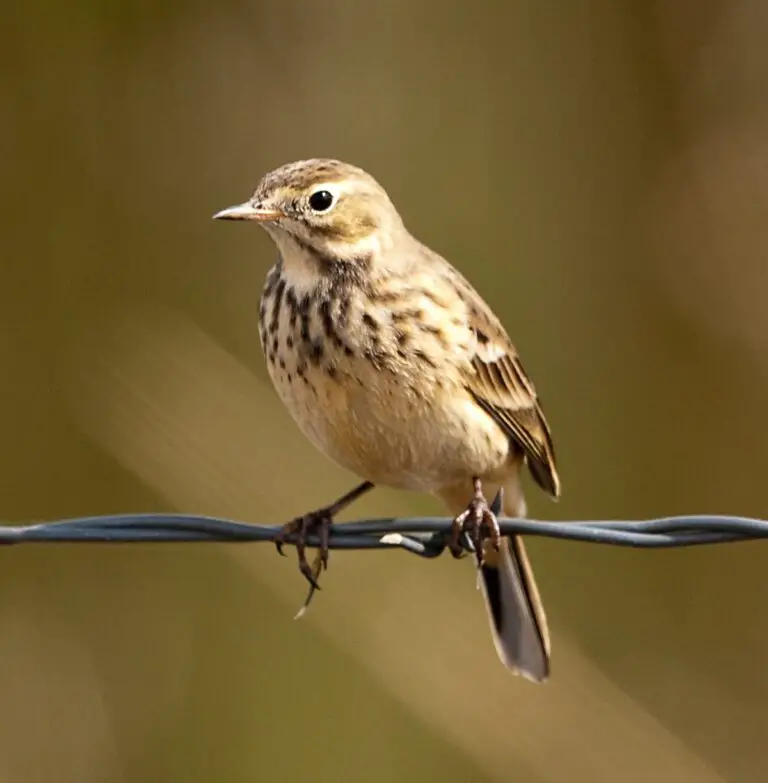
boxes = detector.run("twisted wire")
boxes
[0,512,764,558]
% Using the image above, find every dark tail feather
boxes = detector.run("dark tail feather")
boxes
[478,535,550,682]
[438,478,551,681]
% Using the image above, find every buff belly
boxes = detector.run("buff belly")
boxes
[267,357,513,492]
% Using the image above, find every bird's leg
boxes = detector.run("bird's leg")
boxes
[448,477,501,566]
[275,481,374,589]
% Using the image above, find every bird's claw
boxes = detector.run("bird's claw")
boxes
[274,508,334,591]
[448,480,501,566]
[274,481,375,618]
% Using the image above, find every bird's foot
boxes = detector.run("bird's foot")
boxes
[448,478,501,566]
[274,481,375,617]
[275,508,333,591]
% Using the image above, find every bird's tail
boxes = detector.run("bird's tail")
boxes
[438,475,550,682]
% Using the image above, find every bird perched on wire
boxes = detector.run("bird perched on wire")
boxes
[214,159,560,681]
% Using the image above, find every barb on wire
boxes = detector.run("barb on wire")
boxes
[0,512,766,558]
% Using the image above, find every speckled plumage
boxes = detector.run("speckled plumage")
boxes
[215,159,561,682]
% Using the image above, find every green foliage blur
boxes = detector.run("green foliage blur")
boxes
[2,2,767,781]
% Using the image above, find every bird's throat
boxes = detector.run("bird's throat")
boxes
[272,231,374,296]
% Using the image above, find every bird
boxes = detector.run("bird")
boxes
[213,158,560,682]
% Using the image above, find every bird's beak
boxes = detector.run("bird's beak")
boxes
[212,202,283,222]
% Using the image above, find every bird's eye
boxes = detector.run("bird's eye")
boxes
[308,189,335,212]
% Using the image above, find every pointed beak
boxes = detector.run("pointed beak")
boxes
[212,201,284,222]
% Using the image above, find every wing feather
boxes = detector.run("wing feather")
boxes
[462,288,560,498]
[414,241,561,498]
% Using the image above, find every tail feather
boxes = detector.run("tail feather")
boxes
[438,476,550,682]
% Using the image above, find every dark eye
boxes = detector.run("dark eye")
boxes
[308,190,335,212]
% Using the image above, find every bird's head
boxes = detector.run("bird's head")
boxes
[213,159,405,275]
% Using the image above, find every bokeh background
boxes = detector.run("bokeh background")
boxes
[2,2,767,781]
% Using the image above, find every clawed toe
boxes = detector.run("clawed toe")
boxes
[273,481,375,616]
[275,510,333,591]
[450,478,501,566]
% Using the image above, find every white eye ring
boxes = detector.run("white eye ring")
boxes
[307,187,338,213]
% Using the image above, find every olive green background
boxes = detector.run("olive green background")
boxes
[2,2,767,781]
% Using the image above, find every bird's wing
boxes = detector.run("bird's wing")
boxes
[456,278,560,498]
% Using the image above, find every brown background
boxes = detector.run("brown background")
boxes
[2,2,768,781]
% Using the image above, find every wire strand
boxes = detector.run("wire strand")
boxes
[1,513,765,558]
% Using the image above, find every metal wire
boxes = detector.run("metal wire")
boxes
[0,512,765,558]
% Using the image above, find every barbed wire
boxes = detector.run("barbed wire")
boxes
[0,512,765,558]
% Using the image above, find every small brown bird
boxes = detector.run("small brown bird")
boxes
[214,159,560,681]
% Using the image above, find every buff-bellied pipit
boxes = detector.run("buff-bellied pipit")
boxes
[214,159,560,681]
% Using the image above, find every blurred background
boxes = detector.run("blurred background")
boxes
[1,1,767,781]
